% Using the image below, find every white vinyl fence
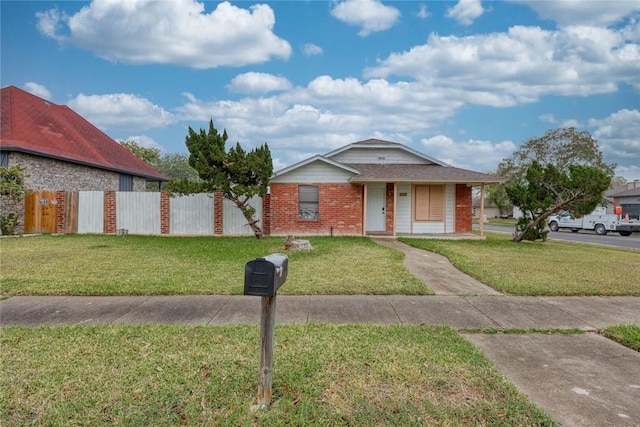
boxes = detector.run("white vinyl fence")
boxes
[223,196,262,235]
[76,191,262,236]
[77,191,104,234]
[170,193,214,235]
[116,192,161,234]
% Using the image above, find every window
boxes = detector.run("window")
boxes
[119,174,133,191]
[414,185,444,221]
[299,185,319,220]
[0,151,8,167]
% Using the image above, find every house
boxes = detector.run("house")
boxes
[472,195,501,220]
[0,85,167,234]
[609,182,640,220]
[0,86,167,191]
[267,139,501,237]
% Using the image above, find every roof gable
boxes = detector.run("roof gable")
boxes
[325,138,448,166]
[0,86,167,181]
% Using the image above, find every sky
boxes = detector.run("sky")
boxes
[1,0,639,181]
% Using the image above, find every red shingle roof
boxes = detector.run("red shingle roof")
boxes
[0,86,167,181]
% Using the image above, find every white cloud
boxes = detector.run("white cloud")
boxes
[36,0,291,68]
[417,4,431,19]
[227,72,292,94]
[589,109,640,167]
[539,114,557,123]
[302,43,324,56]
[23,82,52,100]
[331,0,401,37]
[364,24,640,105]
[68,93,175,131]
[510,0,640,27]
[420,135,516,171]
[446,0,485,26]
[124,135,165,152]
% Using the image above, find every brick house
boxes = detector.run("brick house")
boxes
[268,139,501,237]
[1,85,167,233]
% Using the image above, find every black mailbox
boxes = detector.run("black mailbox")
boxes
[244,253,288,296]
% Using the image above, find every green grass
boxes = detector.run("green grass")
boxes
[601,324,640,351]
[0,235,429,296]
[0,324,553,426]
[400,233,640,295]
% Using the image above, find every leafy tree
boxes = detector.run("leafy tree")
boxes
[494,127,615,242]
[120,140,161,165]
[121,140,200,190]
[506,161,611,242]
[173,119,273,239]
[485,182,512,217]
[497,127,616,180]
[0,166,26,235]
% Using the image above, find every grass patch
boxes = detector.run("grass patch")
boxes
[601,324,640,351]
[0,235,429,296]
[400,233,640,296]
[0,324,553,426]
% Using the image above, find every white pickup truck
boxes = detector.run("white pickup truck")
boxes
[548,207,640,236]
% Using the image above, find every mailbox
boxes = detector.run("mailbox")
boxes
[244,253,288,297]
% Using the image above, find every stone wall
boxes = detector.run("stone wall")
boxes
[7,152,146,191]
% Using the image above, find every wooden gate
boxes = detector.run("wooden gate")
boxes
[24,191,57,234]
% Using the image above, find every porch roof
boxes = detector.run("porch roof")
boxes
[345,163,503,185]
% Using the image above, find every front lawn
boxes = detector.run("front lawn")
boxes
[602,324,640,351]
[0,324,553,426]
[0,235,429,296]
[400,233,640,295]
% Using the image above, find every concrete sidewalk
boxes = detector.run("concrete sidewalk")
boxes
[1,294,639,329]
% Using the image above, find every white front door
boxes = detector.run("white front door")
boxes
[366,184,386,232]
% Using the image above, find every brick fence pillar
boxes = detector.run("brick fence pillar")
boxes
[55,190,66,234]
[214,191,223,235]
[262,193,271,236]
[161,192,170,234]
[104,191,116,234]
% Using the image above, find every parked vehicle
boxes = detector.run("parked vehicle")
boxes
[548,207,640,236]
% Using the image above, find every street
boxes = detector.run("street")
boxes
[475,224,640,250]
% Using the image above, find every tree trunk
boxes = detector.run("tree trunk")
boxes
[228,193,263,239]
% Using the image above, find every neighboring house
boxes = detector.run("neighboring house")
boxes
[472,196,501,220]
[0,86,167,192]
[609,183,640,220]
[1,85,167,234]
[268,139,501,236]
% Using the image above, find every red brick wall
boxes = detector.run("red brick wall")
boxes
[55,190,65,234]
[269,183,363,235]
[262,193,271,235]
[213,191,223,235]
[104,191,116,234]
[160,192,170,234]
[385,183,395,234]
[455,184,472,233]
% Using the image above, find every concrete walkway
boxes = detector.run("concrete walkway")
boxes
[2,238,639,427]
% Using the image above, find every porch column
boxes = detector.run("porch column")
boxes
[479,183,485,238]
[393,183,397,237]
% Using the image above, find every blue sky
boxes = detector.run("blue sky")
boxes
[2,0,639,180]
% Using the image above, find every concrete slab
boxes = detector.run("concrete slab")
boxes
[0,296,149,325]
[372,238,502,295]
[386,295,499,328]
[112,296,230,325]
[464,296,594,329]
[308,295,400,324]
[541,296,640,328]
[465,333,640,427]
[276,296,310,324]
[209,296,261,324]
